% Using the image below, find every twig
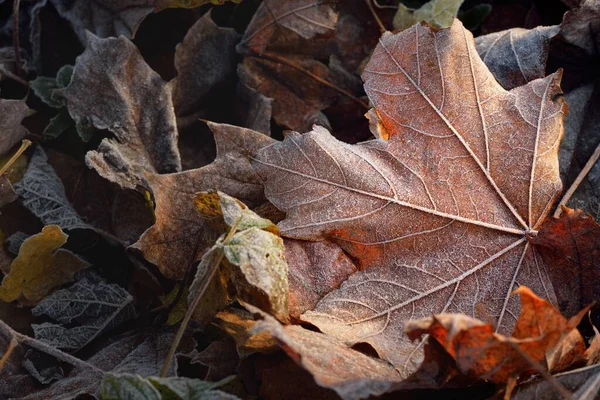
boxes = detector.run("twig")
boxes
[0,139,31,176]
[12,0,24,79]
[554,142,600,218]
[364,0,387,33]
[0,338,17,371]
[373,0,398,9]
[251,51,369,110]
[0,319,103,374]
[0,65,28,87]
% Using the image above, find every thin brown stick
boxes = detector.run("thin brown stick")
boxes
[0,139,31,176]
[554,142,600,217]
[364,0,387,33]
[0,65,28,87]
[12,0,23,79]
[373,0,398,9]
[0,338,17,371]
[252,52,369,110]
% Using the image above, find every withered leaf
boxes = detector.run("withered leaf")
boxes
[534,207,600,316]
[132,122,274,279]
[238,0,338,55]
[0,225,90,305]
[253,20,565,377]
[513,364,600,400]
[251,307,401,400]
[0,97,29,157]
[213,308,278,357]
[476,25,560,90]
[393,0,464,31]
[63,33,181,190]
[172,11,240,117]
[561,0,600,56]
[405,287,584,383]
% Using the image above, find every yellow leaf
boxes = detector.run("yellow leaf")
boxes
[0,225,90,304]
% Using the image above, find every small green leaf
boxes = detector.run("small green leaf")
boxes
[42,108,73,141]
[30,77,63,108]
[393,0,464,31]
[55,65,74,88]
[101,373,161,400]
[159,284,189,326]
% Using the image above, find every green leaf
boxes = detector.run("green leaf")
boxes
[30,77,63,109]
[224,227,288,321]
[101,373,161,400]
[42,108,73,141]
[393,0,464,31]
[159,284,189,326]
[55,65,74,88]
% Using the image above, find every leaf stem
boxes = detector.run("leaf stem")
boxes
[554,142,600,218]
[364,0,387,34]
[0,139,31,176]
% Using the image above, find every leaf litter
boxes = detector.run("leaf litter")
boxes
[0,0,599,399]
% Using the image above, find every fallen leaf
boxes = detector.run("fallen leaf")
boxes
[172,11,240,117]
[513,364,600,400]
[50,0,155,43]
[31,271,136,352]
[213,308,278,357]
[14,147,90,231]
[253,19,566,376]
[534,207,600,316]
[235,82,273,136]
[0,225,90,304]
[393,0,464,31]
[132,122,274,280]
[251,307,401,400]
[476,25,560,90]
[0,176,17,209]
[159,284,188,326]
[284,239,358,319]
[191,339,239,380]
[63,33,181,190]
[0,98,29,157]
[561,0,600,56]
[238,0,338,55]
[405,287,585,383]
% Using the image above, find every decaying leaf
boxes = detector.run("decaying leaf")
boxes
[476,25,560,90]
[0,225,89,304]
[0,97,29,157]
[251,307,401,400]
[31,272,136,352]
[101,374,238,400]
[172,11,240,117]
[213,308,278,357]
[393,0,464,31]
[50,0,155,43]
[238,0,338,55]
[534,207,600,316]
[14,147,89,231]
[561,0,600,56]
[405,288,586,383]
[513,364,600,400]
[253,19,566,377]
[63,32,181,190]
[132,122,274,280]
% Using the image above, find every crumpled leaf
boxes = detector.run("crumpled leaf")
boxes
[476,25,560,90]
[172,11,240,117]
[14,147,89,231]
[50,0,155,44]
[101,374,238,400]
[284,239,357,319]
[63,32,181,190]
[534,207,600,317]
[212,308,278,357]
[513,364,600,400]
[252,19,565,377]
[0,97,29,157]
[251,307,401,400]
[31,272,136,352]
[405,287,587,383]
[132,122,274,280]
[0,225,90,304]
[393,0,464,31]
[238,0,338,55]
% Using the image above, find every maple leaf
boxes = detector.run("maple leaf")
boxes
[252,19,566,376]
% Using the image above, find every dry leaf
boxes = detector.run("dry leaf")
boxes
[534,207,600,316]
[561,0,600,56]
[476,25,560,90]
[0,225,89,304]
[213,308,278,357]
[405,287,584,383]
[393,0,464,31]
[252,19,566,377]
[0,98,29,157]
[172,11,240,117]
[63,33,181,190]
[513,364,600,400]
[132,122,274,279]
[238,0,338,55]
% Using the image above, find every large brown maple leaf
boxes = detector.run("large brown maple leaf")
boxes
[252,20,566,377]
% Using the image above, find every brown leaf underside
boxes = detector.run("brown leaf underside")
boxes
[253,19,566,377]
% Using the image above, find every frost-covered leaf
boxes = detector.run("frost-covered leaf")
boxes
[238,0,338,55]
[31,272,136,352]
[63,33,181,190]
[393,0,464,31]
[476,25,560,90]
[132,122,274,280]
[172,11,240,117]
[0,98,29,157]
[253,19,565,377]
[0,225,89,304]
[30,65,73,109]
[561,0,600,56]
[14,146,89,231]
